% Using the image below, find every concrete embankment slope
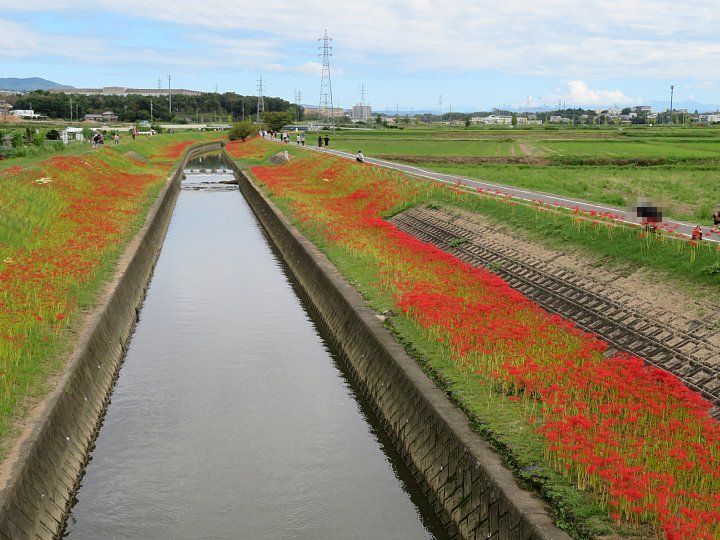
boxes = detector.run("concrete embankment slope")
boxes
[0,141,223,539]
[229,156,570,540]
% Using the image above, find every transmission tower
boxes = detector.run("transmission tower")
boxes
[318,29,334,127]
[294,90,302,121]
[256,76,265,122]
[359,83,366,106]
[438,95,443,124]
[158,77,162,90]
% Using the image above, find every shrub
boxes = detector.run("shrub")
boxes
[229,120,258,142]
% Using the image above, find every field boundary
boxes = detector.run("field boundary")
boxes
[0,141,222,539]
[229,155,570,540]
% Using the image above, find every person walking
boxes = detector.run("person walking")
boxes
[356,150,365,163]
[300,134,305,146]
[324,135,330,147]
[317,135,323,147]
[713,209,720,231]
[113,133,120,145]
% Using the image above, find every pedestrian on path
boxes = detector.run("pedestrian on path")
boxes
[692,225,703,241]
[317,135,323,147]
[300,134,305,146]
[113,133,120,145]
[356,150,365,163]
[324,135,330,147]
[713,209,720,230]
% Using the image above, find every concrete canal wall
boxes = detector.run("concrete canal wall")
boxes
[0,142,223,539]
[230,156,570,540]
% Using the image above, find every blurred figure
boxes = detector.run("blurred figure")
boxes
[692,225,703,241]
[356,150,365,163]
[713,209,720,231]
[636,197,662,232]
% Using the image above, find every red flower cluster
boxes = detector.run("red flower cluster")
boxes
[250,149,720,538]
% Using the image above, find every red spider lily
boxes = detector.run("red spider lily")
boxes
[247,143,720,538]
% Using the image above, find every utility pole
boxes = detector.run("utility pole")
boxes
[257,76,265,122]
[669,85,675,125]
[150,100,153,124]
[168,75,172,117]
[318,29,335,130]
[69,97,73,122]
[438,95,443,125]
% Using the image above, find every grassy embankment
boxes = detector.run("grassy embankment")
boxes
[329,127,720,224]
[0,131,220,455]
[228,137,720,539]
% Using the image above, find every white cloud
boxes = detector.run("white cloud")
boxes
[698,80,718,91]
[3,0,720,80]
[546,81,639,107]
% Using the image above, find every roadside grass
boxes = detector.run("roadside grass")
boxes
[326,127,720,224]
[419,162,720,224]
[0,131,219,456]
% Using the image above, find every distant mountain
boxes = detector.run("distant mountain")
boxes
[0,77,73,92]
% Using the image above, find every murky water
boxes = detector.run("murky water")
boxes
[62,154,447,539]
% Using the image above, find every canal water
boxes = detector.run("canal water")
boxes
[62,154,447,539]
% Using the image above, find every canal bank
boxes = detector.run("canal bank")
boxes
[62,154,447,538]
[0,142,222,539]
[229,154,569,540]
[1,143,567,539]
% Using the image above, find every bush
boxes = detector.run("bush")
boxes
[229,120,258,141]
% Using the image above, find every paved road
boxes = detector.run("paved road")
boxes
[268,137,717,243]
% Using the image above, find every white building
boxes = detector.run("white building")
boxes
[351,104,372,122]
[699,113,720,124]
[481,115,512,125]
[11,109,44,119]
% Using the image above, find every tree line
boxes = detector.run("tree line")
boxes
[12,91,302,123]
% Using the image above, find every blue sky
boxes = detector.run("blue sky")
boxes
[1,0,720,111]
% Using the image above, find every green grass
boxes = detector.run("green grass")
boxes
[231,148,674,537]
[325,126,720,224]
[424,162,720,223]
[0,131,221,456]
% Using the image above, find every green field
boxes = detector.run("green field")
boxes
[328,126,720,223]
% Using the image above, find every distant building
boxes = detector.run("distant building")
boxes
[351,104,372,122]
[481,115,512,125]
[84,110,119,122]
[51,86,202,97]
[304,106,345,119]
[549,115,565,123]
[11,109,45,119]
[62,127,86,142]
[636,105,652,113]
[699,113,720,124]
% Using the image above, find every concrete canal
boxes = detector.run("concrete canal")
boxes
[62,153,447,539]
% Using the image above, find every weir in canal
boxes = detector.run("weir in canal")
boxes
[61,153,447,539]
